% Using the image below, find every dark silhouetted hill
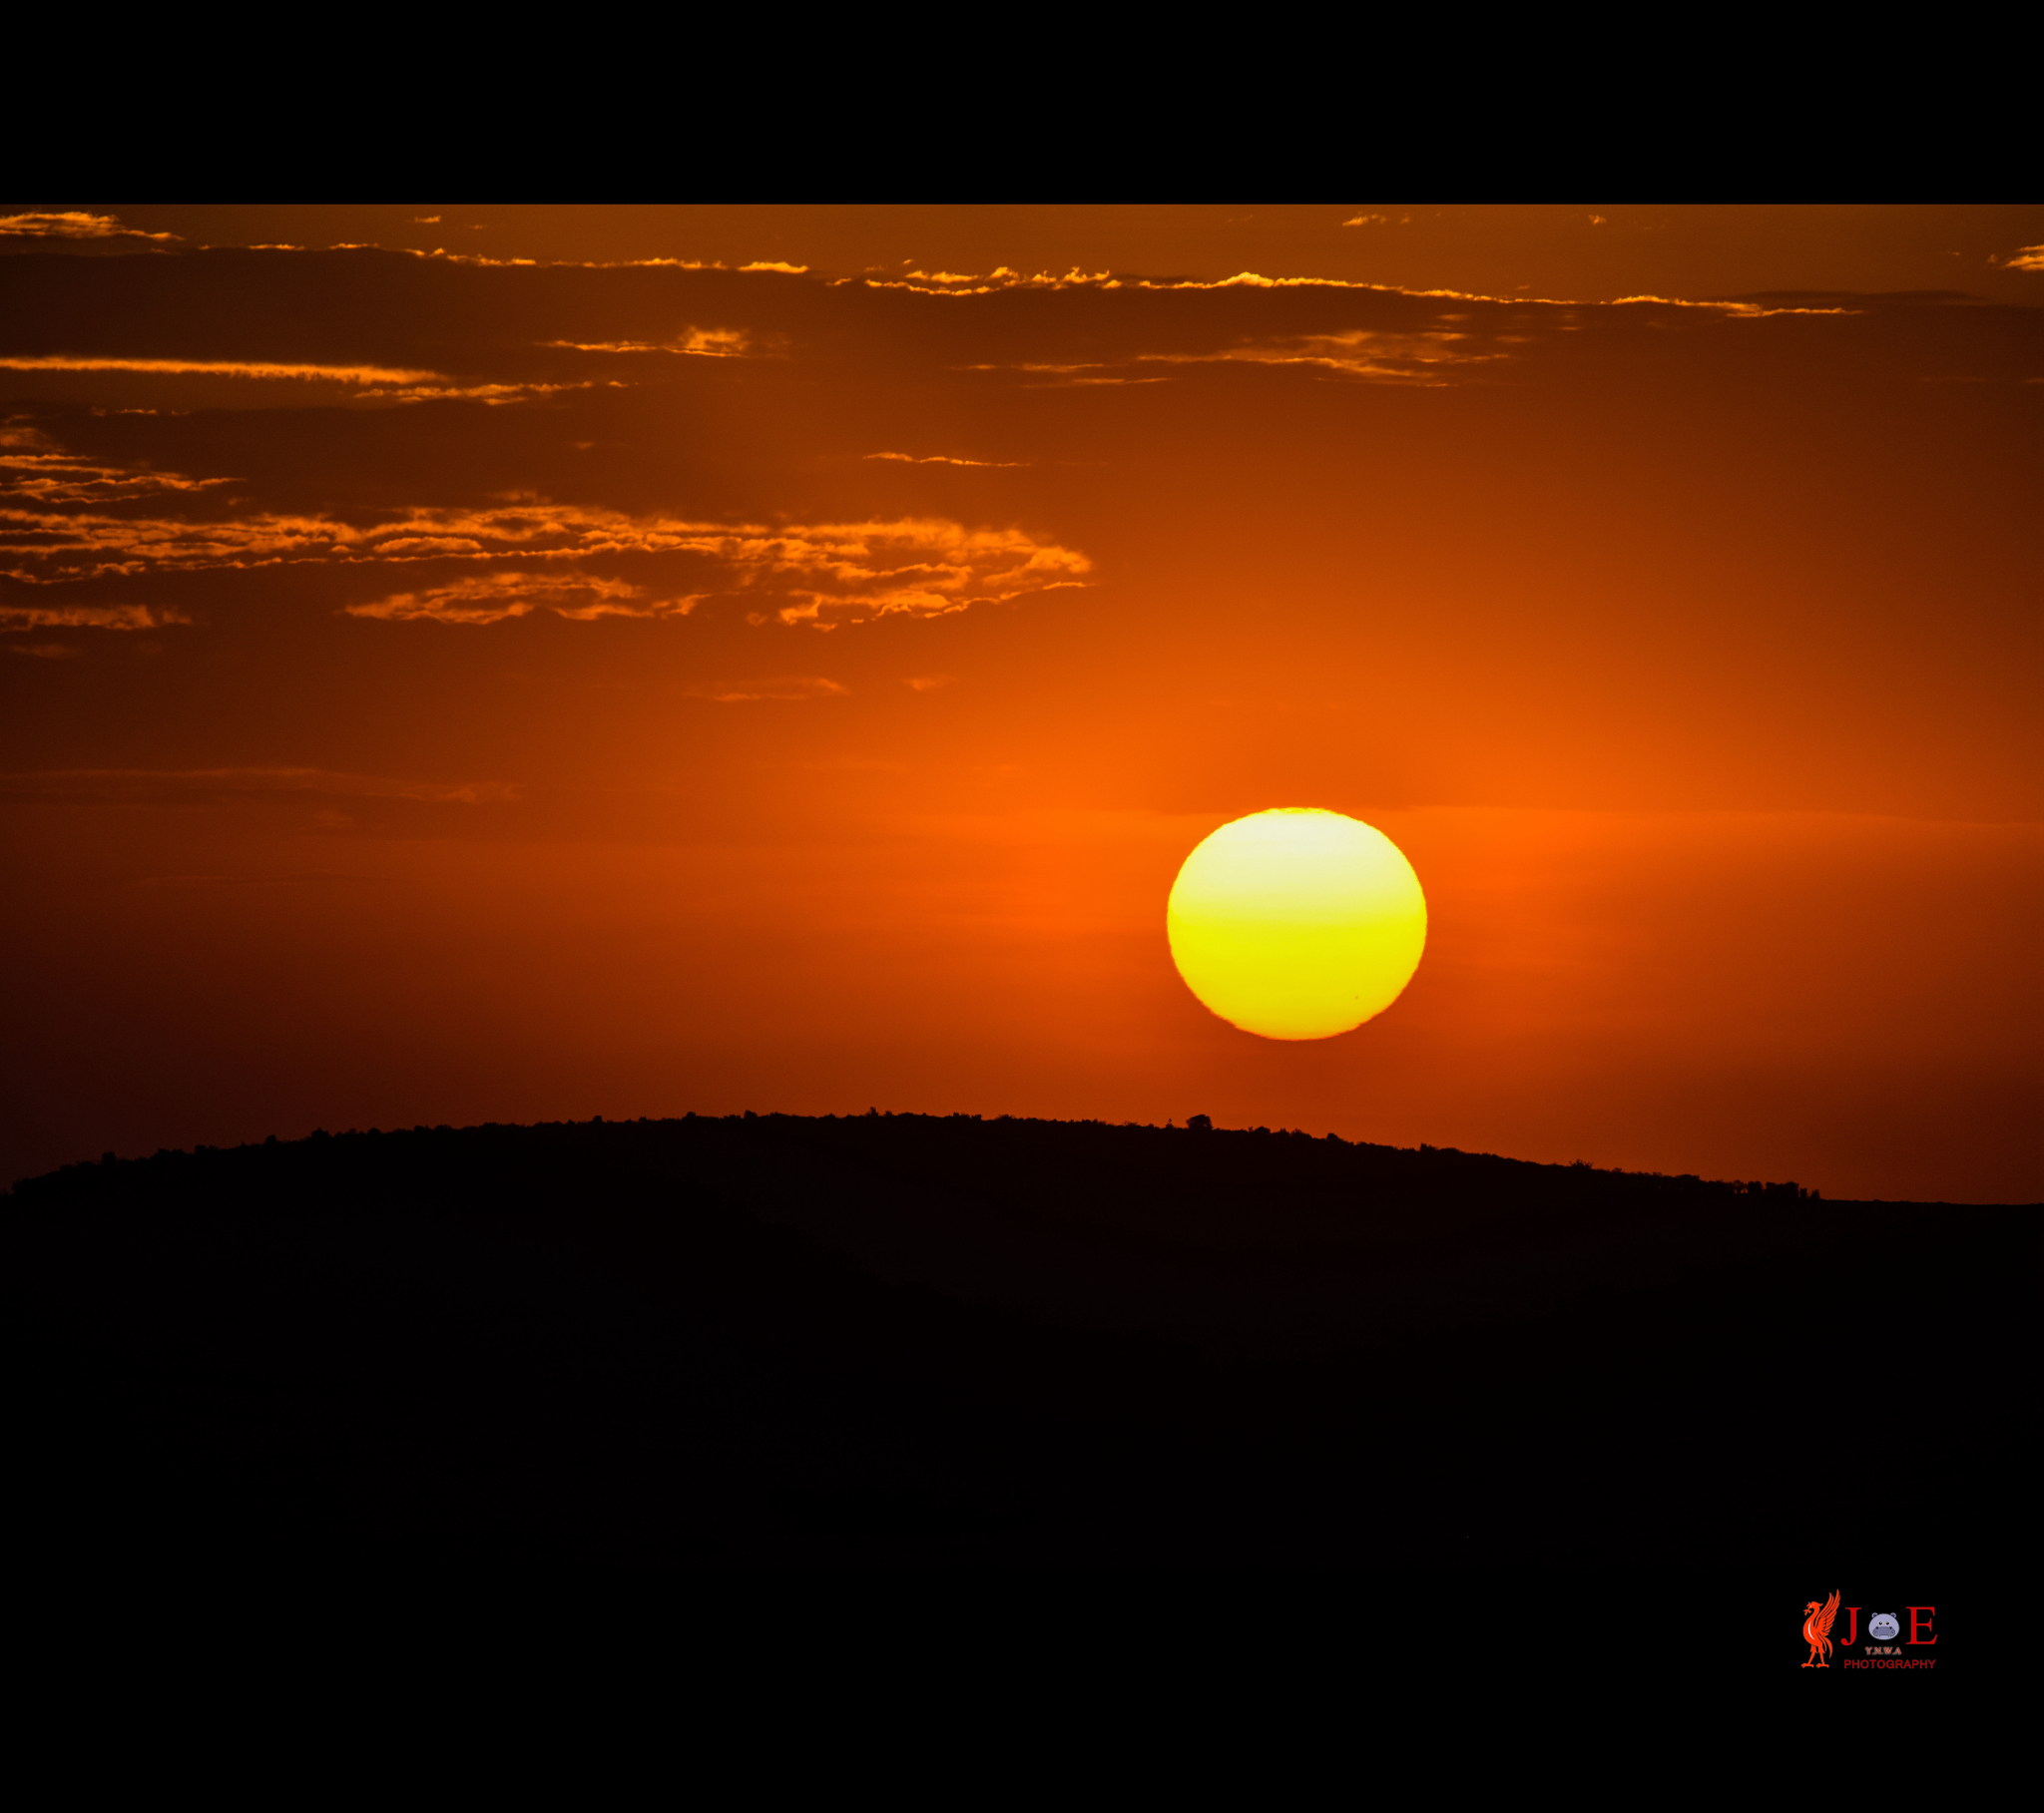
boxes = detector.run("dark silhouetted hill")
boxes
[7,1114,2032,1566]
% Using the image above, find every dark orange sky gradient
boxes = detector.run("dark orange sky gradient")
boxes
[4,205,2039,1200]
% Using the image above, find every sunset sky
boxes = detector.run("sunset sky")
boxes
[4,205,2038,1202]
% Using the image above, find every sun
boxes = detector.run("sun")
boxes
[1167,809,1427,1041]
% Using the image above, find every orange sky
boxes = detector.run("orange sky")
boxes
[4,204,2039,1200]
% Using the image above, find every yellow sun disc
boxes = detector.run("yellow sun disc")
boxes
[1167,808,1427,1041]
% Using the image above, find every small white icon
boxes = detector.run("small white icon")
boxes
[1868,1612,1900,1641]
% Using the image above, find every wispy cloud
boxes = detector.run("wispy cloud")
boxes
[0,603,192,631]
[345,574,692,626]
[0,354,439,384]
[959,362,1171,388]
[547,327,764,357]
[0,356,579,407]
[3,438,1092,626]
[348,380,594,404]
[858,265,1116,296]
[1,426,235,504]
[0,212,178,242]
[903,673,956,690]
[1140,327,1500,384]
[966,326,1503,389]
[862,263,1857,321]
[1999,245,2044,272]
[863,452,1028,467]
[685,676,847,702]
[1608,294,1854,316]
[757,520,1091,626]
[867,266,1405,297]
[336,519,1089,629]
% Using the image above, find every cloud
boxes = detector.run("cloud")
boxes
[1140,327,1501,384]
[551,592,702,623]
[758,520,1091,626]
[3,439,1092,625]
[2,472,697,580]
[1609,294,1854,316]
[872,266,1425,297]
[0,354,442,384]
[1,356,576,406]
[347,381,593,404]
[961,363,1172,388]
[860,266,1116,296]
[547,327,764,357]
[2,427,235,504]
[333,519,1089,629]
[345,574,690,625]
[864,263,1848,320]
[0,604,191,632]
[971,328,1506,389]
[0,212,178,242]
[669,326,760,358]
[863,452,1028,467]
[686,676,848,702]
[2000,245,2044,272]
[903,674,956,690]
[2,497,388,579]
[8,641,79,659]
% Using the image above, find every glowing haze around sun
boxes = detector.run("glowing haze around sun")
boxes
[1167,810,1427,1041]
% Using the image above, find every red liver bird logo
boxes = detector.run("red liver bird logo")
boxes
[1801,1590,1841,1667]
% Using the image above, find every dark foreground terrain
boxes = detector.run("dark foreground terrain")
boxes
[8,1114,2033,1566]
